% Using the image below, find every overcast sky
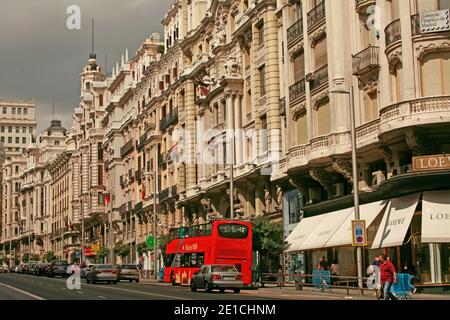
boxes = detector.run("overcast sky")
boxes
[0,0,168,133]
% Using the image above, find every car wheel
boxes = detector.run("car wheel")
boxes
[129,280,132,283]
[191,281,197,292]
[86,279,91,284]
[205,282,213,293]
[234,289,241,294]
[220,289,225,293]
[135,279,139,283]
[113,281,117,284]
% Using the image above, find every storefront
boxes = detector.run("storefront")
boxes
[284,190,450,292]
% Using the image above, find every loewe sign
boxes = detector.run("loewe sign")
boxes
[413,154,450,172]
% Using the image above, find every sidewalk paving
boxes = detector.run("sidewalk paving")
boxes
[138,278,450,300]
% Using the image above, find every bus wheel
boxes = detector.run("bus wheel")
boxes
[190,282,197,292]
[205,282,213,293]
[171,273,176,286]
[234,289,241,294]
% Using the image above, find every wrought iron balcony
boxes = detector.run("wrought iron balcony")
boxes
[120,139,134,158]
[289,78,306,103]
[136,132,148,151]
[352,46,379,76]
[135,201,143,214]
[307,1,325,31]
[159,188,170,202]
[385,19,401,47]
[309,65,328,91]
[287,18,303,46]
[159,107,178,131]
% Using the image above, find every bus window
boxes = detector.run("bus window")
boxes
[173,253,181,267]
[205,223,212,236]
[181,253,190,267]
[218,224,249,239]
[164,254,175,267]
[198,253,205,266]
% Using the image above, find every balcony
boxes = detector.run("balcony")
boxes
[159,185,178,203]
[307,1,325,31]
[379,96,450,136]
[135,201,143,214]
[287,144,310,169]
[352,46,379,76]
[120,140,134,158]
[309,131,351,162]
[355,118,380,148]
[289,78,306,104]
[136,132,148,151]
[160,107,178,131]
[287,18,303,46]
[309,65,328,91]
[385,19,401,47]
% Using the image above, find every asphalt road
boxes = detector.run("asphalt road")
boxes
[0,273,275,300]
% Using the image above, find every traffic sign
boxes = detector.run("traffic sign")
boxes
[352,220,367,247]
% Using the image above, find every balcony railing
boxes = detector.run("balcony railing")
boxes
[287,18,303,45]
[307,1,325,31]
[385,19,401,47]
[120,139,134,158]
[159,188,170,202]
[135,201,143,213]
[160,107,178,131]
[136,132,147,150]
[289,78,306,103]
[352,46,379,75]
[309,65,328,91]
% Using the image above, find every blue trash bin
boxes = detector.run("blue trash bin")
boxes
[158,267,164,281]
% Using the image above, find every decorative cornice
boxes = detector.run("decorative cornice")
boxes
[332,159,353,182]
[312,90,329,110]
[309,26,326,48]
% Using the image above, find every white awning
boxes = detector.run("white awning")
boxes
[371,193,420,249]
[422,190,450,243]
[285,214,327,253]
[325,200,389,248]
[296,207,354,251]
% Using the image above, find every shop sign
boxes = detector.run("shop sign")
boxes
[352,220,367,247]
[91,243,100,254]
[420,9,450,33]
[412,154,450,172]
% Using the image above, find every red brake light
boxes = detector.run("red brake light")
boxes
[212,274,221,281]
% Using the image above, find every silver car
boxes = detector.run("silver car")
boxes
[190,264,243,293]
[116,264,140,283]
[86,264,118,284]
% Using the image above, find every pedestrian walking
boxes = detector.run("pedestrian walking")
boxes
[318,256,329,271]
[403,261,417,294]
[330,260,340,285]
[368,256,382,299]
[378,254,398,300]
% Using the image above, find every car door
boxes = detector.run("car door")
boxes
[195,266,205,288]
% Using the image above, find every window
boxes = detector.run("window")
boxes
[15,137,19,144]
[22,137,26,144]
[260,115,268,153]
[314,36,328,69]
[12,108,16,114]
[18,108,21,114]
[8,137,12,144]
[99,94,104,107]
[29,127,33,134]
[256,20,264,46]
[392,62,404,102]
[417,0,450,12]
[23,107,27,115]
[218,224,249,239]
[315,101,331,136]
[364,89,379,121]
[16,127,19,133]
[295,112,308,145]
[0,126,4,133]
[2,107,6,114]
[22,127,26,133]
[293,50,305,82]
[259,65,266,97]
[421,51,450,96]
[0,137,4,143]
[8,126,12,133]
[55,140,60,146]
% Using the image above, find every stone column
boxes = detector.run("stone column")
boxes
[399,1,415,100]
[234,93,243,165]
[185,80,197,189]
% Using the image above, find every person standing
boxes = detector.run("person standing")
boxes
[330,260,340,285]
[318,256,329,270]
[379,254,398,300]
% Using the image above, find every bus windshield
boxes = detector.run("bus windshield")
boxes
[218,224,249,239]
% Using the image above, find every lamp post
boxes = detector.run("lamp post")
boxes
[331,85,363,289]
[103,190,114,266]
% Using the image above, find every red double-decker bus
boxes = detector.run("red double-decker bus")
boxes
[163,219,252,286]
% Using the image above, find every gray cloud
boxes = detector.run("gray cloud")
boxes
[0,0,168,132]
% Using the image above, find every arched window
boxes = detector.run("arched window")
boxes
[420,51,450,96]
[391,62,403,102]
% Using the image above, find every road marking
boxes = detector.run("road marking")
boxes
[98,296,107,299]
[0,282,46,300]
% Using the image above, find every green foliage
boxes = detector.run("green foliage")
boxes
[97,247,110,263]
[14,258,20,266]
[22,253,30,263]
[136,242,147,256]
[252,217,284,256]
[114,242,130,259]
[158,235,169,260]
[44,251,56,263]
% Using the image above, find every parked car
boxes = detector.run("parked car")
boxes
[116,264,140,283]
[86,264,117,284]
[0,265,7,273]
[16,264,25,274]
[80,264,95,278]
[190,264,243,293]
[35,262,49,276]
[47,260,68,277]
[26,261,40,275]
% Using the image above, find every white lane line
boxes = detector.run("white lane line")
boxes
[98,296,107,299]
[0,282,46,300]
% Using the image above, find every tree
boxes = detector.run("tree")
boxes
[136,242,147,256]
[114,242,130,261]
[22,253,30,263]
[44,251,56,263]
[252,217,285,273]
[97,247,110,263]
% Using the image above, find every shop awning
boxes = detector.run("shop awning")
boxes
[371,193,420,249]
[285,214,327,253]
[422,190,450,243]
[296,207,354,251]
[325,200,389,248]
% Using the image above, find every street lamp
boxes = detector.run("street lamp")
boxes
[103,190,114,266]
[145,153,158,279]
[330,85,363,289]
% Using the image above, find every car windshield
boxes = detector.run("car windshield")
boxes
[97,264,113,270]
[122,265,137,270]
[211,265,238,273]
[54,261,68,266]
